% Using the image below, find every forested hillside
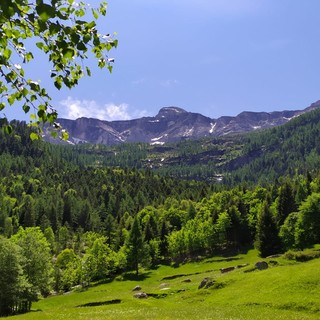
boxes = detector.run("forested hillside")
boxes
[1,114,320,316]
[40,107,320,184]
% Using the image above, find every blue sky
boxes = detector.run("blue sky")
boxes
[5,0,320,121]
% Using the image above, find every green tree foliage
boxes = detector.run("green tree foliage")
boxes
[11,227,53,297]
[83,236,117,282]
[256,201,282,257]
[279,212,299,250]
[1,115,320,316]
[19,194,36,227]
[55,248,81,291]
[0,0,117,138]
[44,226,55,253]
[126,217,145,275]
[275,182,297,227]
[0,236,30,316]
[294,193,320,249]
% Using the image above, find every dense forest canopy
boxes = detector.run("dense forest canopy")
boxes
[0,109,320,316]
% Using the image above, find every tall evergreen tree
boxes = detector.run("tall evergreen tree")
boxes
[126,217,144,275]
[256,201,282,257]
[20,194,36,227]
[159,219,169,256]
[275,182,297,227]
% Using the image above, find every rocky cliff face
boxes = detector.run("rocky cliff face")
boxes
[48,101,320,145]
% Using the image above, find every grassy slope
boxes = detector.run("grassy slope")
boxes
[8,249,320,320]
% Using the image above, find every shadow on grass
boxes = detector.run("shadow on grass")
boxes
[121,271,152,281]
[205,257,241,263]
[76,299,121,308]
[161,270,214,281]
[88,276,116,288]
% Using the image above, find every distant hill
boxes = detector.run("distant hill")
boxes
[45,100,320,145]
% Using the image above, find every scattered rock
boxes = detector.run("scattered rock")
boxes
[132,285,142,291]
[159,283,169,288]
[181,279,191,283]
[198,277,214,289]
[220,266,235,273]
[255,261,268,270]
[133,292,148,299]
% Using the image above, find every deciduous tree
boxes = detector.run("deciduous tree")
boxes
[11,227,53,297]
[0,236,30,316]
[0,0,117,138]
[295,193,320,249]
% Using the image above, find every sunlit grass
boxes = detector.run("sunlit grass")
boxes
[6,248,320,320]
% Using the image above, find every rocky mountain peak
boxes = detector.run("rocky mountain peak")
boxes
[46,101,320,146]
[156,106,188,118]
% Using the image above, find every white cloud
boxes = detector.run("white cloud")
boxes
[59,97,132,121]
[160,79,180,87]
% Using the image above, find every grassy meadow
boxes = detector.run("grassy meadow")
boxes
[7,248,320,320]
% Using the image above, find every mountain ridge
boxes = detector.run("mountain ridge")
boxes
[48,100,320,145]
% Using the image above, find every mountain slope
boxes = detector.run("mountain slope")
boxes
[49,101,320,146]
[42,106,320,185]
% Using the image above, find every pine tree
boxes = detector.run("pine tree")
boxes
[21,195,36,227]
[126,217,144,275]
[256,201,282,257]
[275,182,297,227]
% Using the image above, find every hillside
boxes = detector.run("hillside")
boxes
[1,112,320,316]
[50,106,320,184]
[5,248,320,320]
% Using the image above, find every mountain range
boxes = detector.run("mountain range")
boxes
[48,100,320,145]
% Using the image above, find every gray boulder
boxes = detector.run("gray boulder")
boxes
[133,292,148,299]
[132,285,142,291]
[255,261,268,270]
[198,277,214,289]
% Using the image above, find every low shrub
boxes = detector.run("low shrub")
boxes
[284,250,320,262]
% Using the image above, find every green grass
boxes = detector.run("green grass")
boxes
[7,248,320,320]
